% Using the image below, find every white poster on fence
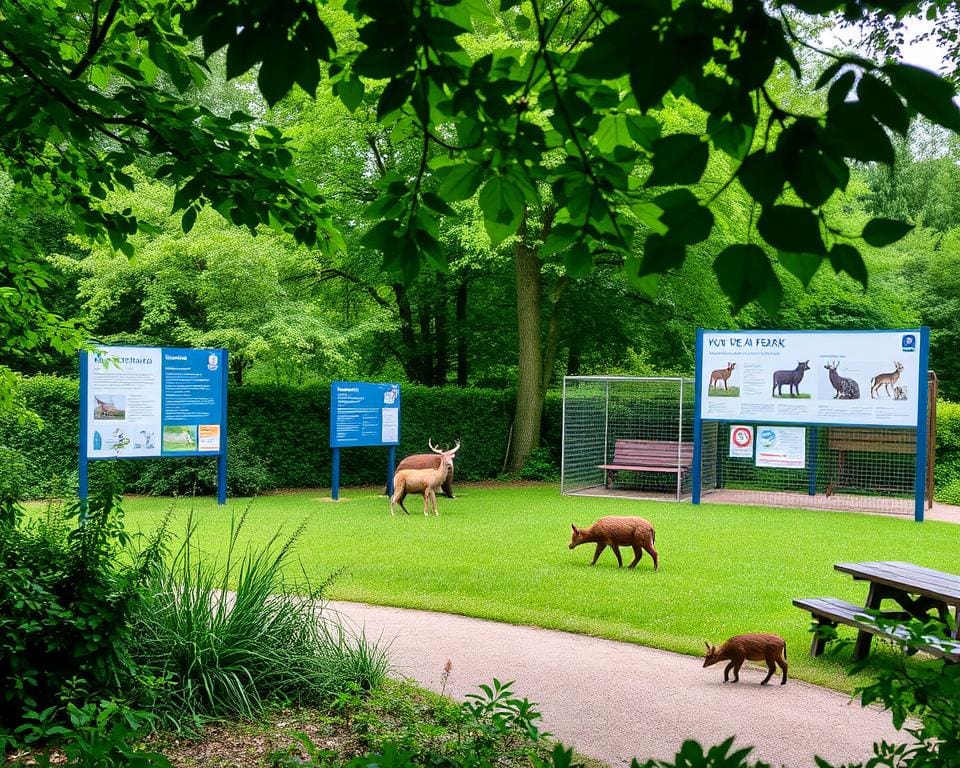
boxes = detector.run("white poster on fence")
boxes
[755,426,806,469]
[699,330,923,427]
[728,425,754,458]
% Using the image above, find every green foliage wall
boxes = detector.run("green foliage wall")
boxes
[0,377,516,497]
[4,376,960,503]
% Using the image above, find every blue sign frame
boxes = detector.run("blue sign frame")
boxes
[692,328,931,521]
[329,381,401,500]
[79,345,229,507]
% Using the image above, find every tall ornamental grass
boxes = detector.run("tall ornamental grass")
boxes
[129,511,388,726]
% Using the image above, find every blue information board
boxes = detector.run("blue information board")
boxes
[330,381,400,447]
[79,345,228,505]
[329,381,400,500]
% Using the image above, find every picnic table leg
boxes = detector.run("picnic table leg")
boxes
[853,583,883,661]
[810,618,835,657]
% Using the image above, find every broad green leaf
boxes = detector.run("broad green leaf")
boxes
[638,234,684,276]
[625,115,661,150]
[824,103,894,164]
[861,217,914,247]
[438,164,484,202]
[713,244,783,314]
[478,176,524,246]
[654,190,714,245]
[541,223,580,258]
[778,251,823,288]
[829,243,868,287]
[181,206,198,234]
[884,63,960,132]
[594,114,630,153]
[787,147,848,208]
[630,202,668,235]
[377,73,414,120]
[562,241,593,277]
[858,74,909,136]
[258,56,295,106]
[757,205,825,254]
[738,152,784,205]
[645,134,708,187]
[335,76,365,113]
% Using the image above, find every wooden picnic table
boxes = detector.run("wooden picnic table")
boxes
[794,561,960,662]
[835,561,960,660]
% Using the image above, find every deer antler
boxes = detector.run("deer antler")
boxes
[428,438,443,454]
[448,439,461,455]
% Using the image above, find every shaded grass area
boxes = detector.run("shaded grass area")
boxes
[120,484,960,692]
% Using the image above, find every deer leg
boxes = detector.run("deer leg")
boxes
[590,543,606,565]
[723,661,736,682]
[398,490,410,515]
[432,488,439,516]
[761,658,775,685]
[644,540,659,571]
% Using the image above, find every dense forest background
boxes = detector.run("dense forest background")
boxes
[3,19,960,478]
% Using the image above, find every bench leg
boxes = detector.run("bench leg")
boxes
[810,618,836,657]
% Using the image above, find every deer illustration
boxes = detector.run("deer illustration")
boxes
[772,361,810,398]
[870,362,904,399]
[824,361,860,400]
[709,362,736,390]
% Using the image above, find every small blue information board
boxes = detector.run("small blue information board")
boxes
[79,345,229,506]
[329,381,400,499]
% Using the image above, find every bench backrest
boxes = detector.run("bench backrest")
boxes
[612,439,693,467]
[827,428,916,455]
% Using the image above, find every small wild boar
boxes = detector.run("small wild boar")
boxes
[703,634,788,685]
[569,516,658,571]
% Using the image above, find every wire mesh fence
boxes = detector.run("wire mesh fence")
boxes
[561,377,694,501]
[699,423,920,515]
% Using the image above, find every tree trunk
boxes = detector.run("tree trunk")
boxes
[456,279,469,387]
[393,283,423,382]
[434,273,448,386]
[506,212,544,474]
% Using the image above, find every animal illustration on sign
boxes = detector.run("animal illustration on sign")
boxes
[824,361,860,400]
[871,362,904,399]
[568,516,658,571]
[703,634,788,685]
[772,361,810,397]
[893,386,908,401]
[709,362,736,390]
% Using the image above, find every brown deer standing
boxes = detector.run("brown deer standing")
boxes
[390,442,460,498]
[391,439,460,516]
[703,634,788,685]
[709,363,736,390]
[569,516,658,571]
[870,362,904,399]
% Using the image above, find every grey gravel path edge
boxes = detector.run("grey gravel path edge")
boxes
[327,601,905,768]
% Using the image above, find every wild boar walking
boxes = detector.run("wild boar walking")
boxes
[569,516,658,571]
[703,633,788,685]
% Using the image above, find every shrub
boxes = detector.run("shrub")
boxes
[128,510,389,727]
[0,445,27,525]
[0,481,160,734]
[519,448,560,481]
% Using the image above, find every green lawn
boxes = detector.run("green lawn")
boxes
[120,483,960,691]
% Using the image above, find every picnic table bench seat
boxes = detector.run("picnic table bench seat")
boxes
[598,439,694,489]
[793,597,960,661]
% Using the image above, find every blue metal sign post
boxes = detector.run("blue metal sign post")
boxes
[329,381,401,501]
[79,346,229,508]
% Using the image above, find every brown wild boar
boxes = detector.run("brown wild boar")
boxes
[703,634,788,685]
[569,516,658,571]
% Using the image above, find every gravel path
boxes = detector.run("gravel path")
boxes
[329,601,905,768]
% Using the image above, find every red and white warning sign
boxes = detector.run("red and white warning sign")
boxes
[729,425,754,458]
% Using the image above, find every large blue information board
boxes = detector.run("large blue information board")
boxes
[329,381,400,499]
[79,345,229,504]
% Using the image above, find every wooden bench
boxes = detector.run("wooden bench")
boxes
[793,597,960,661]
[597,439,693,489]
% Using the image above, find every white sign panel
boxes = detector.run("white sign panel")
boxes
[728,425,754,458]
[755,427,806,469]
[87,346,163,458]
[700,330,922,427]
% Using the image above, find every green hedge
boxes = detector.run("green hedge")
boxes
[3,375,959,503]
[0,377,521,497]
